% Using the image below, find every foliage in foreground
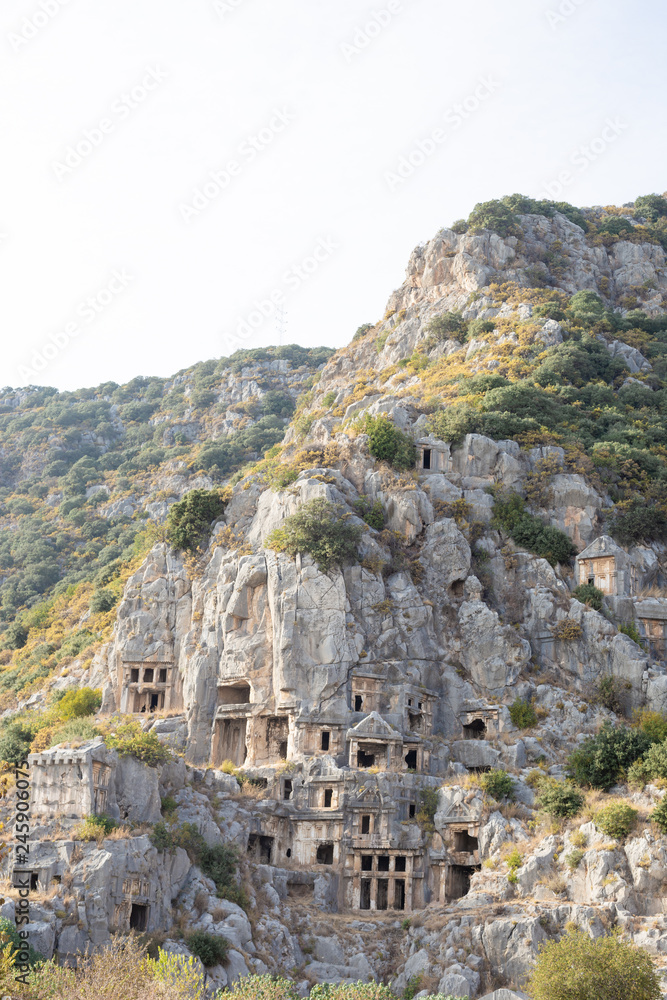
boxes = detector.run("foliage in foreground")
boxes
[526,927,661,1000]
[536,779,584,819]
[266,498,362,573]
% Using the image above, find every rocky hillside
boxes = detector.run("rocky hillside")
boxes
[4,192,667,998]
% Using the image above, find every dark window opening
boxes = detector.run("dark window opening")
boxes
[395,856,407,872]
[361,855,373,871]
[468,765,491,774]
[323,789,333,808]
[321,731,330,751]
[357,749,375,767]
[159,668,167,683]
[51,874,62,885]
[377,878,389,910]
[283,779,293,801]
[144,668,154,683]
[150,693,159,710]
[422,448,432,471]
[450,579,465,598]
[354,695,363,712]
[377,855,390,872]
[447,864,480,900]
[361,815,371,834]
[407,698,412,706]
[463,718,486,740]
[30,872,38,891]
[130,668,139,683]
[279,741,288,760]
[248,834,274,864]
[130,903,148,932]
[454,830,479,853]
[408,803,416,819]
[418,702,423,709]
[286,849,292,858]
[360,879,371,910]
[405,749,418,769]
[316,843,334,865]
[588,576,595,586]
[393,878,406,910]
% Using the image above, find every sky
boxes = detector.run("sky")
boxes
[1,0,666,391]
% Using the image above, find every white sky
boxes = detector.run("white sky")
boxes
[1,0,666,391]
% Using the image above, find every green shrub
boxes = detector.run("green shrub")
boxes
[355,496,385,530]
[45,717,99,748]
[637,739,667,782]
[166,488,228,553]
[225,976,302,1000]
[353,323,374,341]
[467,199,519,237]
[426,312,465,341]
[0,719,38,765]
[266,498,362,573]
[537,780,584,818]
[608,500,667,545]
[54,687,102,721]
[0,915,43,968]
[619,621,644,646]
[634,194,667,223]
[185,930,229,968]
[89,588,117,613]
[362,414,417,471]
[415,787,439,832]
[311,983,398,1000]
[201,842,242,903]
[161,794,177,816]
[509,697,537,729]
[527,928,661,1000]
[649,795,667,833]
[2,622,28,650]
[479,769,515,801]
[427,404,483,446]
[634,709,667,744]
[595,675,623,714]
[506,847,522,884]
[491,490,577,566]
[572,583,604,611]
[227,974,301,1000]
[594,803,638,839]
[567,721,652,790]
[564,848,585,871]
[74,813,117,841]
[105,721,172,766]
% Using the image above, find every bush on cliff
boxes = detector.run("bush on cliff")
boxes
[361,414,417,471]
[266,498,362,573]
[567,721,651,790]
[527,927,661,1000]
[104,720,172,766]
[166,488,229,553]
[491,489,577,566]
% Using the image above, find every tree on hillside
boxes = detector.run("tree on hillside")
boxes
[527,928,661,1000]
